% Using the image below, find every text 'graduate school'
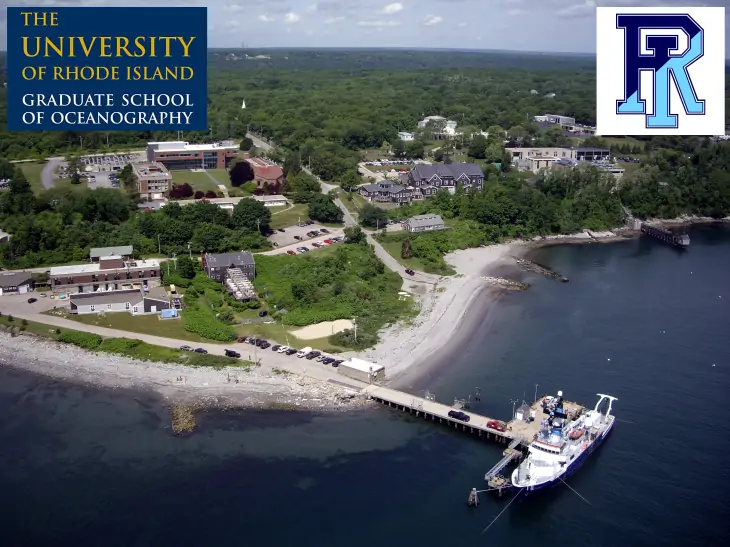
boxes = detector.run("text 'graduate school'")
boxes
[6,6,208,131]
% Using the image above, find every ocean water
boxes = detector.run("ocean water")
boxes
[1,225,729,547]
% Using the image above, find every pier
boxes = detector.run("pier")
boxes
[640,222,690,247]
[362,385,585,494]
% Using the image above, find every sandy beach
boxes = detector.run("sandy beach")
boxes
[0,334,363,411]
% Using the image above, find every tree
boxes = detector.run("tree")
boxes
[65,155,83,185]
[169,183,194,199]
[468,135,488,159]
[308,195,344,223]
[392,139,406,158]
[229,159,255,187]
[176,255,196,279]
[230,198,271,232]
[286,171,321,202]
[344,225,366,244]
[359,203,389,228]
[405,141,424,159]
[283,151,301,177]
[401,238,413,259]
[339,169,362,191]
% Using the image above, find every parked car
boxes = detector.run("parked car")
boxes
[27,297,37,304]
[305,351,321,360]
[278,228,286,232]
[316,355,327,362]
[277,345,290,353]
[271,344,281,351]
[286,250,296,255]
[305,220,313,225]
[260,342,271,349]
[322,357,334,364]
[448,410,470,422]
[487,420,506,431]
[331,360,340,367]
[225,349,241,358]
[194,348,208,354]
[285,348,297,355]
[323,239,334,244]
[311,242,321,248]
[405,269,415,275]
[255,339,267,347]
[299,247,309,253]
[273,242,279,247]
[320,228,329,234]
[179,345,193,351]
[259,310,268,317]
[294,235,302,240]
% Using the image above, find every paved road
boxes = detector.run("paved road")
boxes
[246,133,273,152]
[41,157,63,189]
[0,294,360,386]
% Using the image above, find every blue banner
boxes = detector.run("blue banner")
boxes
[6,6,208,131]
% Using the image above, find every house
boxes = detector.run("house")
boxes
[406,163,484,193]
[358,181,412,204]
[203,251,255,281]
[404,214,446,233]
[338,357,385,383]
[252,194,288,207]
[397,131,414,141]
[90,245,133,262]
[417,115,458,136]
[225,268,257,301]
[245,157,285,188]
[0,271,34,295]
[50,257,162,294]
[69,286,171,315]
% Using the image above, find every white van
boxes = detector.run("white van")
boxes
[296,347,313,358]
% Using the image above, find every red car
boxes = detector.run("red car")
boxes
[487,420,506,432]
[286,250,296,255]
[324,239,334,244]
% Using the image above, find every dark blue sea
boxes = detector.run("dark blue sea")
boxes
[1,225,729,547]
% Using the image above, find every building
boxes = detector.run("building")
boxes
[132,162,172,200]
[90,245,133,262]
[552,158,625,179]
[417,115,459,136]
[69,286,171,315]
[252,194,288,207]
[50,257,162,295]
[246,157,286,188]
[0,271,33,295]
[146,140,240,170]
[397,131,414,141]
[506,147,610,166]
[224,268,257,301]
[338,357,385,383]
[534,114,576,126]
[404,214,446,233]
[358,180,412,204]
[406,163,484,193]
[203,251,255,282]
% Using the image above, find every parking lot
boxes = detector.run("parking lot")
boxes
[262,227,345,256]
[267,222,342,248]
[80,153,144,171]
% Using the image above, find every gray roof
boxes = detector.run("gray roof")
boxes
[569,147,609,152]
[0,271,33,288]
[410,162,483,181]
[90,245,133,259]
[408,214,444,228]
[144,286,170,302]
[360,180,406,194]
[70,289,142,307]
[205,251,255,268]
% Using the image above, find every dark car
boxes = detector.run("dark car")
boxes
[255,339,267,347]
[271,344,281,351]
[322,357,334,364]
[278,228,286,232]
[224,349,241,358]
[260,342,271,349]
[259,310,268,317]
[320,228,329,234]
[237,337,247,343]
[194,348,208,354]
[305,351,321,360]
[405,269,415,275]
[294,235,302,240]
[247,338,258,345]
[285,348,297,355]
[305,220,314,225]
[331,360,340,367]
[27,297,38,304]
[448,410,470,422]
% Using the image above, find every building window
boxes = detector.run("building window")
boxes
[90,305,95,312]
[125,302,130,310]
[107,304,112,309]
[133,306,139,313]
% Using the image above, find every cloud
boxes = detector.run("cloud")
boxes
[507,8,525,16]
[381,2,404,15]
[258,14,275,23]
[324,16,345,24]
[357,19,402,26]
[283,12,301,24]
[457,22,467,27]
[556,0,596,18]
[423,15,443,26]
[305,4,318,13]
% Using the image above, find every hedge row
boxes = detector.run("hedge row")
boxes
[57,331,102,350]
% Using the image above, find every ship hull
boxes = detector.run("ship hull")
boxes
[512,419,614,494]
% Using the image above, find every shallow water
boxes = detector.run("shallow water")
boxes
[1,225,728,546]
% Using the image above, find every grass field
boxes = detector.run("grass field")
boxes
[269,203,308,229]
[170,170,220,192]
[15,162,46,193]
[206,169,233,187]
[377,238,431,271]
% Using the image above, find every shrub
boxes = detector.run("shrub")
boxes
[57,331,102,350]
[194,190,205,199]
[182,309,236,341]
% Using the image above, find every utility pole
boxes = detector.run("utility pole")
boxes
[510,398,519,420]
[173,253,177,270]
[157,234,161,254]
[256,218,261,233]
[352,317,357,342]
[188,242,192,260]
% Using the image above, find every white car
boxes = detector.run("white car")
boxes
[277,345,290,353]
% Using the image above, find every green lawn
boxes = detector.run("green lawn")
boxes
[269,203,309,229]
[378,238,431,271]
[170,170,219,192]
[206,168,233,188]
[16,161,46,193]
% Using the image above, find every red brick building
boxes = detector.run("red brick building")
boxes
[246,157,285,188]
[147,141,240,170]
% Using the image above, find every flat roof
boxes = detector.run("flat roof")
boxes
[148,141,239,153]
[90,245,133,258]
[253,194,287,201]
[341,357,384,373]
[50,258,160,276]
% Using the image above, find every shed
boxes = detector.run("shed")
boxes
[515,403,531,421]
[0,271,34,295]
[338,357,385,383]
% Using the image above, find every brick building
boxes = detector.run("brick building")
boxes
[146,141,240,170]
[132,162,172,199]
[49,256,162,295]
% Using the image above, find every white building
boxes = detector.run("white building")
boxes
[417,116,459,136]
[397,131,415,141]
[252,194,288,207]
[338,357,385,383]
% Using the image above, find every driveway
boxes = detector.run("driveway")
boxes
[41,157,63,189]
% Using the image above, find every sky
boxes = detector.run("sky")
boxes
[1,0,729,54]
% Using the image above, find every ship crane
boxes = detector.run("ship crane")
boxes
[595,394,618,423]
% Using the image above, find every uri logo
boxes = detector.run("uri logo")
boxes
[596,7,725,136]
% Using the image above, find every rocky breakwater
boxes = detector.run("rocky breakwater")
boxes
[481,276,530,291]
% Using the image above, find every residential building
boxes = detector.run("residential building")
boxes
[225,268,257,301]
[252,194,288,207]
[397,131,414,141]
[202,251,255,282]
[132,162,172,200]
[246,157,286,188]
[404,214,446,233]
[0,271,34,295]
[358,181,412,204]
[69,286,171,315]
[90,245,133,262]
[49,257,162,295]
[406,163,484,193]
[417,116,459,136]
[146,140,240,170]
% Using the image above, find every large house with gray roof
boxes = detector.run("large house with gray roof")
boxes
[404,214,446,233]
[90,245,133,262]
[69,286,171,315]
[406,163,484,193]
[358,180,413,204]
[202,251,255,281]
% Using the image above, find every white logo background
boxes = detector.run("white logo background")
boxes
[596,6,725,136]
